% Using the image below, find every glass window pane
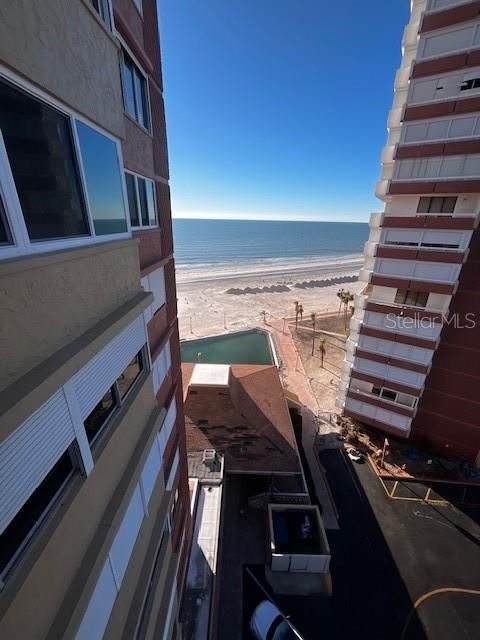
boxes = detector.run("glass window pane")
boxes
[123,57,136,119]
[76,121,128,235]
[84,388,116,444]
[427,120,448,140]
[381,389,397,401]
[134,70,147,128]
[0,196,12,245]
[441,197,457,213]
[0,449,73,576]
[449,117,474,139]
[125,173,140,226]
[146,180,156,225]
[0,79,89,241]
[138,178,149,225]
[117,352,143,400]
[417,197,431,213]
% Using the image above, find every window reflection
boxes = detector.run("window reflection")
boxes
[0,78,89,241]
[76,121,128,235]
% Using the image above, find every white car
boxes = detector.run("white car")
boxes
[347,448,365,463]
[250,600,304,640]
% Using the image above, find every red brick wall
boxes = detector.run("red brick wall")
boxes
[411,229,480,460]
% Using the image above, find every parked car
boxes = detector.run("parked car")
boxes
[347,448,365,463]
[250,600,304,640]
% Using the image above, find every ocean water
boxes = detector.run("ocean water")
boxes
[173,218,369,268]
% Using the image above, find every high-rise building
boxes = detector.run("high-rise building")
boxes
[339,0,480,463]
[0,1,190,638]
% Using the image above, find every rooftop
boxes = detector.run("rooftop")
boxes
[182,363,301,474]
[189,363,230,388]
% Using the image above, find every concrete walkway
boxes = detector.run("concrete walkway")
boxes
[267,320,339,529]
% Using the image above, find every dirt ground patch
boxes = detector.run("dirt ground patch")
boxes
[291,314,347,417]
[296,312,350,336]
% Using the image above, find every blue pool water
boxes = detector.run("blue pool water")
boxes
[180,329,274,365]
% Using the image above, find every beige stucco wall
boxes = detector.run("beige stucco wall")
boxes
[0,240,142,392]
[0,0,124,137]
[0,377,159,640]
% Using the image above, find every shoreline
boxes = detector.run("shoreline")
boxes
[176,253,364,339]
[175,253,364,284]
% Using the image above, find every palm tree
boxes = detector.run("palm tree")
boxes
[337,289,345,316]
[318,337,326,368]
[343,291,354,328]
[261,310,267,325]
[298,303,304,323]
[294,301,299,330]
[310,312,316,356]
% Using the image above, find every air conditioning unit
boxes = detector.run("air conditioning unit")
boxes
[202,449,216,465]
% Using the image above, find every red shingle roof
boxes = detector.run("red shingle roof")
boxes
[182,364,300,474]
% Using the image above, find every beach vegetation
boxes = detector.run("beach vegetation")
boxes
[310,311,316,355]
[318,337,326,368]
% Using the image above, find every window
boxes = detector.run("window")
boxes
[122,52,149,130]
[417,196,457,214]
[460,77,480,92]
[381,389,397,402]
[0,448,75,578]
[134,0,143,14]
[371,386,398,403]
[395,289,429,308]
[168,488,180,529]
[125,172,157,227]
[83,348,146,446]
[0,78,89,241]
[116,352,143,400]
[0,195,12,245]
[421,241,459,249]
[84,387,116,445]
[76,121,128,235]
[89,0,111,27]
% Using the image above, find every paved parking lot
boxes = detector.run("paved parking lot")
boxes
[319,449,480,640]
[213,454,480,639]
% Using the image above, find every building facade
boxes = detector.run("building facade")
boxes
[0,1,190,638]
[339,0,480,463]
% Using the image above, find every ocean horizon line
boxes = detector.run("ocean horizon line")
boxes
[172,216,369,224]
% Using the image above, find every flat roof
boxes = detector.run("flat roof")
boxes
[182,363,301,474]
[189,363,230,388]
[181,482,222,640]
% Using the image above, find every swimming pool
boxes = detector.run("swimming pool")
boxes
[180,329,275,365]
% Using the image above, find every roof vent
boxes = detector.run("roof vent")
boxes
[202,449,217,467]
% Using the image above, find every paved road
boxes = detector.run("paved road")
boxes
[319,449,480,640]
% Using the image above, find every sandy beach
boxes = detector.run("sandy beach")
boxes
[176,255,364,339]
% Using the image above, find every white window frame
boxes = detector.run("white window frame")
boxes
[125,170,158,229]
[0,66,131,260]
[118,38,152,134]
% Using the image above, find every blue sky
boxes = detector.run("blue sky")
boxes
[158,0,409,222]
